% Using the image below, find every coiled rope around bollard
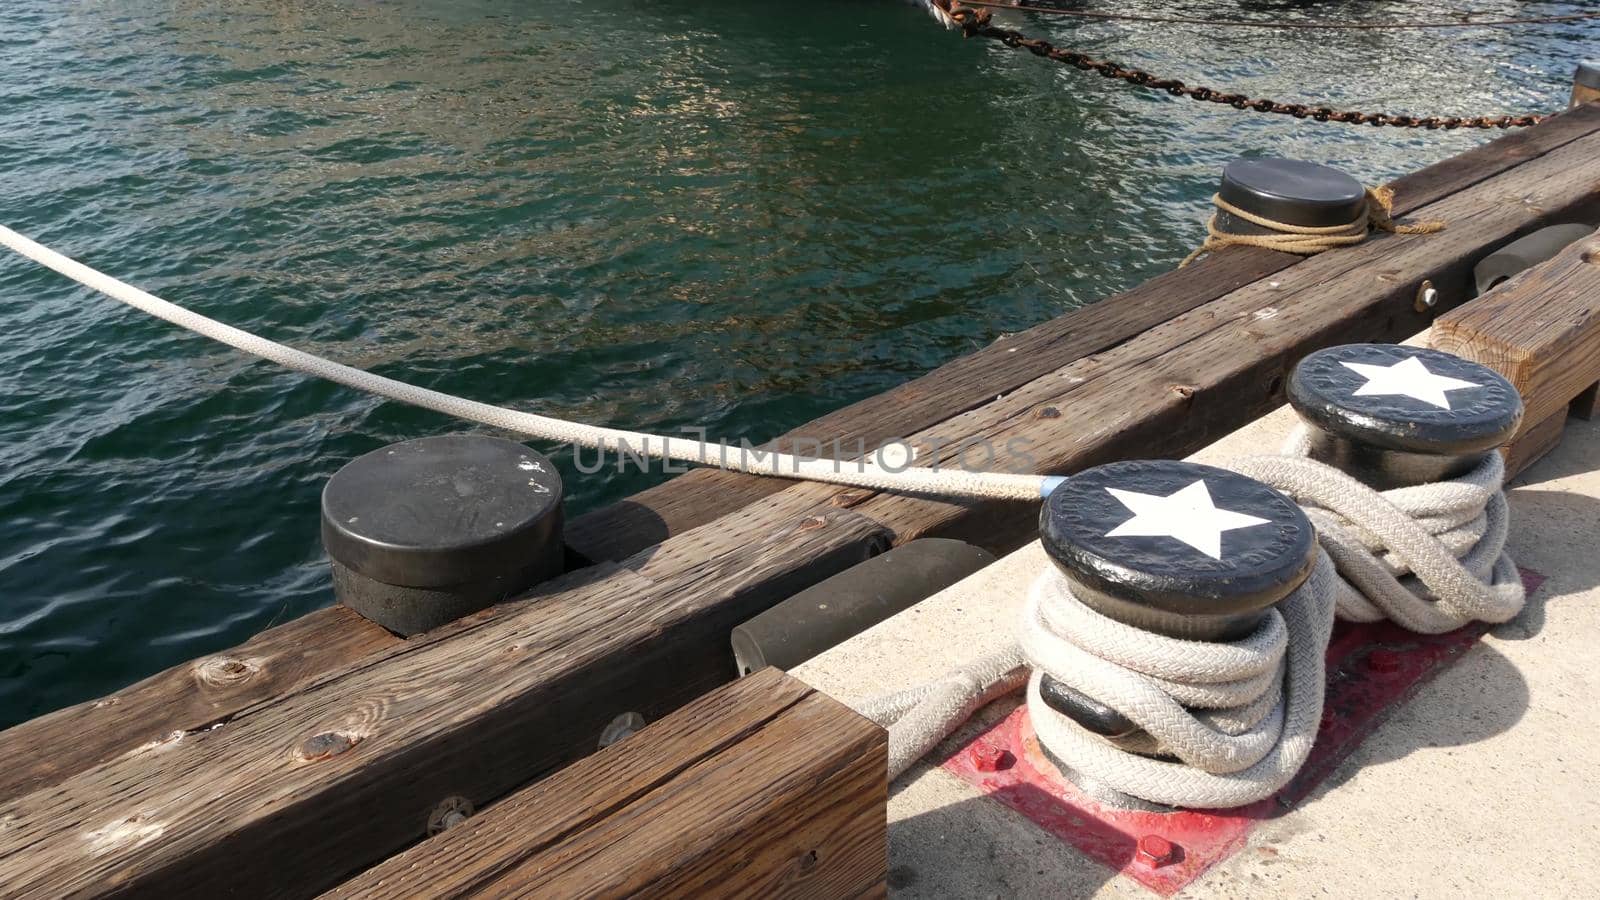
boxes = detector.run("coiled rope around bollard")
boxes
[0,225,1056,502]
[1021,552,1337,808]
[1179,186,1445,267]
[1231,426,1525,633]
[865,434,1525,806]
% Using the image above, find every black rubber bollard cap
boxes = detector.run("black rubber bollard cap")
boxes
[1288,344,1523,456]
[1039,460,1315,633]
[322,434,564,588]
[1218,158,1366,228]
[1577,61,1600,90]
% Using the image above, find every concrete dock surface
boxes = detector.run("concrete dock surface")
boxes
[796,399,1600,899]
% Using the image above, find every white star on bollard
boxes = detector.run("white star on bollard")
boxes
[1340,356,1482,410]
[1103,480,1271,561]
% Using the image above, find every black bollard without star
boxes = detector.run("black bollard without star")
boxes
[320,433,566,636]
[1212,158,1367,238]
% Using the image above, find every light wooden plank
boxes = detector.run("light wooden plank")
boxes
[1432,226,1600,428]
[325,669,886,899]
[0,604,396,803]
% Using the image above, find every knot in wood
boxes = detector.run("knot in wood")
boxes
[1583,243,1600,266]
[299,731,358,761]
[1035,406,1061,420]
[831,490,872,509]
[798,515,828,531]
[194,656,259,688]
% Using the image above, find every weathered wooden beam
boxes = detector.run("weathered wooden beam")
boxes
[847,127,1600,547]
[0,496,889,899]
[0,605,396,802]
[1432,226,1600,424]
[1504,406,1570,481]
[563,103,1600,562]
[323,669,886,900]
[1432,226,1600,477]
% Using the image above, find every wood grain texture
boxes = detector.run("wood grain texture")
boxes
[1432,226,1600,429]
[562,103,1600,562]
[845,128,1600,548]
[8,105,1595,809]
[1503,406,1569,481]
[323,669,887,900]
[0,604,398,803]
[0,500,889,899]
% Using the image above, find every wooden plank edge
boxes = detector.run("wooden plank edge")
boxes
[0,604,396,803]
[323,669,882,899]
[0,500,890,899]
[1505,406,1570,482]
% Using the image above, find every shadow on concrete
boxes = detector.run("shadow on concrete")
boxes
[1497,485,1600,639]
[884,789,1119,900]
[1311,638,1529,797]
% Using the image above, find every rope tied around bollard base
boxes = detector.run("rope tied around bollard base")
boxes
[1020,552,1337,809]
[1179,186,1446,267]
[1230,429,1525,633]
[864,343,1529,808]
[866,447,1523,804]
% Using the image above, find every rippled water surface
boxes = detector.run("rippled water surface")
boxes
[1,0,1594,725]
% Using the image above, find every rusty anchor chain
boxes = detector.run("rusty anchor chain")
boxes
[933,1,1546,129]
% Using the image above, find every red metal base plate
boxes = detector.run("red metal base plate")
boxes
[942,569,1547,895]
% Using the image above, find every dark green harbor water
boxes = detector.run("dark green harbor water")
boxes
[1,0,1593,726]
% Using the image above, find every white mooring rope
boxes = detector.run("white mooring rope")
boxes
[4,224,1530,808]
[866,431,1526,807]
[0,225,1056,501]
[1236,425,1525,633]
[1021,552,1337,808]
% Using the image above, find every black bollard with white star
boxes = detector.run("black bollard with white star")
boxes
[1035,460,1317,751]
[1288,344,1523,489]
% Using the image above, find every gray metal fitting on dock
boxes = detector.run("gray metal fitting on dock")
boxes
[731,538,995,675]
[1474,224,1598,296]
